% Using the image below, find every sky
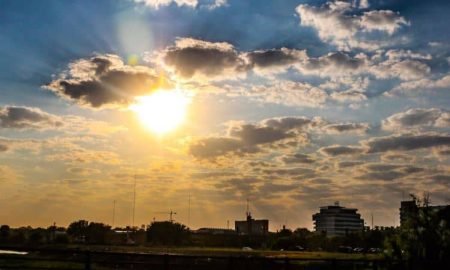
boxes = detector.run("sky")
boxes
[0,0,449,231]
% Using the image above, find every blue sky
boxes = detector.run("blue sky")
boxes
[0,0,449,230]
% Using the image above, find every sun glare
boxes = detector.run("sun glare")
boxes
[131,90,191,134]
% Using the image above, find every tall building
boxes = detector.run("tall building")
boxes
[399,200,450,227]
[399,200,419,227]
[312,202,364,237]
[235,213,269,235]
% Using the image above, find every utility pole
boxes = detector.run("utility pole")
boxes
[132,174,137,228]
[371,212,374,229]
[112,200,116,228]
[188,194,191,227]
[246,198,250,217]
[169,210,177,222]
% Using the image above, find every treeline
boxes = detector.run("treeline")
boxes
[0,195,449,263]
[0,220,397,252]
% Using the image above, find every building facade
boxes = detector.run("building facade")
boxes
[235,213,269,235]
[312,202,364,237]
[399,200,450,227]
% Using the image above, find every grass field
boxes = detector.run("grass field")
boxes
[59,245,384,260]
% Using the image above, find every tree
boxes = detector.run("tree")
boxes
[85,222,111,244]
[146,221,190,245]
[385,194,450,263]
[67,220,89,242]
[67,220,111,244]
[0,225,10,242]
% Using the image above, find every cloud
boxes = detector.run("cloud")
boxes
[389,74,450,95]
[243,48,307,75]
[45,54,169,108]
[133,0,226,9]
[189,116,313,159]
[67,167,100,176]
[431,174,450,186]
[159,38,310,80]
[322,122,370,134]
[229,124,294,145]
[296,1,409,50]
[261,116,315,131]
[0,165,20,182]
[160,38,245,80]
[299,52,366,76]
[134,0,198,8]
[336,160,364,169]
[189,137,256,159]
[363,133,450,153]
[319,145,365,156]
[330,90,367,103]
[248,81,328,107]
[0,144,8,152]
[46,149,122,165]
[263,167,317,178]
[383,108,450,130]
[357,163,424,181]
[374,59,430,80]
[189,116,374,159]
[0,106,63,129]
[280,153,315,164]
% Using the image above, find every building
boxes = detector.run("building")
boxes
[399,200,450,227]
[399,200,419,226]
[235,212,269,235]
[312,202,364,237]
[194,228,236,235]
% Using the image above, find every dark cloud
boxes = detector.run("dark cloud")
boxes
[281,153,315,164]
[337,161,364,169]
[303,52,365,73]
[160,38,374,81]
[431,174,450,186]
[161,38,309,79]
[244,48,306,70]
[0,106,63,129]
[213,177,260,198]
[319,145,365,156]
[364,133,450,153]
[189,116,312,159]
[45,54,168,108]
[323,122,369,134]
[358,163,424,181]
[262,117,313,131]
[258,182,298,195]
[229,124,293,145]
[383,108,450,130]
[263,167,316,178]
[188,137,253,159]
[358,171,407,181]
[0,144,8,152]
[162,38,244,79]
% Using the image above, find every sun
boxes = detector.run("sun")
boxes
[130,89,191,134]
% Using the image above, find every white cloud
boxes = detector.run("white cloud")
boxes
[133,0,226,9]
[296,1,409,50]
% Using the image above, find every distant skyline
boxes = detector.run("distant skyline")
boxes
[0,0,449,230]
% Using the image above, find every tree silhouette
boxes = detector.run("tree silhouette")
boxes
[146,221,190,245]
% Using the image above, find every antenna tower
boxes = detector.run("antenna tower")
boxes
[112,200,116,227]
[132,174,137,228]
